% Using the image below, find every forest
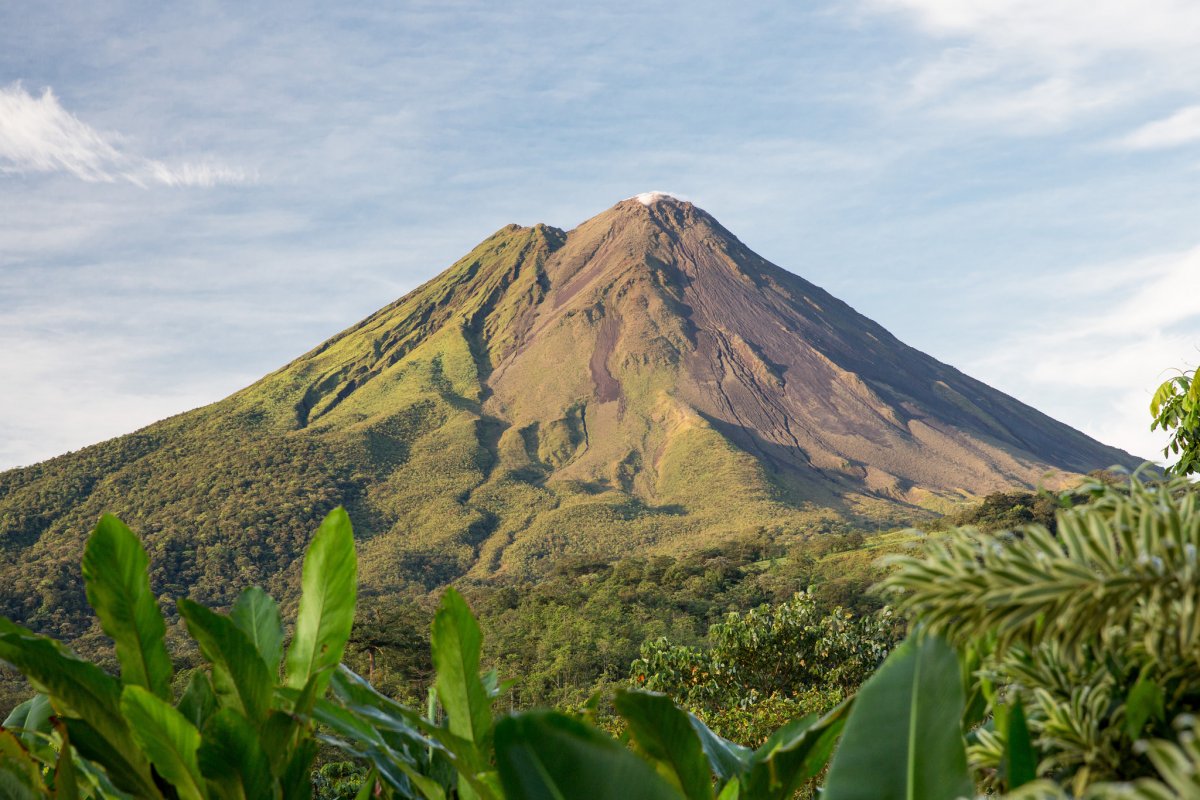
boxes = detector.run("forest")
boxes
[0,367,1195,799]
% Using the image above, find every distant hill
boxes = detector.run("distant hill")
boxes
[0,194,1139,640]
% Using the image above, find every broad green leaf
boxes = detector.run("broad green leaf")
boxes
[231,587,284,677]
[823,634,972,800]
[4,694,53,755]
[178,599,271,724]
[687,714,752,786]
[197,709,275,800]
[313,699,443,799]
[178,670,218,730]
[121,685,207,800]
[614,689,714,800]
[0,729,42,793]
[745,698,852,800]
[278,737,318,800]
[0,626,156,796]
[81,514,173,699]
[431,588,491,747]
[52,719,80,800]
[327,668,489,798]
[494,711,684,800]
[285,507,357,695]
[63,718,161,798]
[1004,698,1036,790]
[716,779,739,800]
[1126,676,1165,740]
[331,666,432,733]
[431,588,491,800]
[0,772,38,800]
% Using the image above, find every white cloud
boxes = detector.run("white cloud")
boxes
[869,0,1200,132]
[0,83,251,187]
[875,0,1200,58]
[971,246,1200,461]
[1115,105,1200,151]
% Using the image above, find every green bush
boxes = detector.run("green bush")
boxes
[881,475,1200,797]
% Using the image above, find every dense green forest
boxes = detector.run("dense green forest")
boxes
[4,469,1200,799]
[0,481,1080,726]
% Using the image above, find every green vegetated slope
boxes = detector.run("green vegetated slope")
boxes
[0,196,1140,647]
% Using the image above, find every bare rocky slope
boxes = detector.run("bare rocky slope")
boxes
[0,194,1139,636]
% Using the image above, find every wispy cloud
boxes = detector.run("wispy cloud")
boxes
[1114,105,1200,151]
[972,246,1200,462]
[0,83,251,187]
[870,0,1200,132]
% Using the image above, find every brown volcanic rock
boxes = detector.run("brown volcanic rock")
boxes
[477,194,1136,511]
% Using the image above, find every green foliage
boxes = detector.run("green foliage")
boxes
[287,507,357,695]
[81,514,173,700]
[1151,367,1200,475]
[881,476,1200,794]
[823,633,973,800]
[324,585,851,800]
[231,586,284,676]
[495,711,681,800]
[630,591,895,745]
[613,690,714,800]
[0,506,357,798]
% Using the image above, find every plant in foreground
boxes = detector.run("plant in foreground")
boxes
[883,474,1200,797]
[0,507,356,798]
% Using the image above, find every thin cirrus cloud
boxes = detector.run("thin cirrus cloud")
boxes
[1114,106,1200,150]
[872,0,1200,130]
[0,82,251,188]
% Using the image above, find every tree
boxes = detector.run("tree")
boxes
[1151,367,1200,475]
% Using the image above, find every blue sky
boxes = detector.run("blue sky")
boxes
[2,0,1199,469]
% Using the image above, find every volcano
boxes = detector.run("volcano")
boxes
[0,194,1139,633]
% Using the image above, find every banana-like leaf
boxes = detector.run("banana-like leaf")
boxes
[177,670,218,730]
[198,709,275,800]
[178,599,272,725]
[823,634,972,800]
[0,626,157,796]
[431,588,491,748]
[51,718,80,800]
[494,711,684,800]
[431,588,492,800]
[4,694,53,756]
[0,729,43,794]
[121,685,207,800]
[313,699,436,799]
[744,697,852,800]
[278,737,318,800]
[331,666,432,733]
[326,669,489,798]
[285,508,356,696]
[687,714,752,786]
[613,689,714,800]
[231,587,284,677]
[63,718,161,798]
[81,515,173,699]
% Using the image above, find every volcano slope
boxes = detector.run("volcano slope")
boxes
[0,194,1139,638]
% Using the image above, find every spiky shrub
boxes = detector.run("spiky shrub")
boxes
[880,474,1200,795]
[0,509,356,799]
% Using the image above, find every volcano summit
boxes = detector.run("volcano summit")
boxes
[0,196,1138,629]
